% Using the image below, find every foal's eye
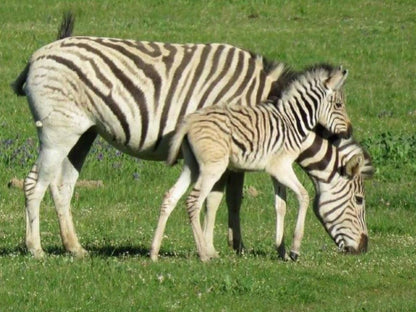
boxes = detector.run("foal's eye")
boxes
[335,102,343,109]
[355,196,364,205]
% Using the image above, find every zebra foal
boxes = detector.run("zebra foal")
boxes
[158,65,351,261]
[202,127,374,260]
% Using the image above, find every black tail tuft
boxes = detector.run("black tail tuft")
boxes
[11,62,30,96]
[57,11,75,40]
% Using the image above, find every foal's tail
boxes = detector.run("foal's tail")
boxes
[166,119,192,166]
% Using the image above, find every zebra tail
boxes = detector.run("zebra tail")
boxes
[166,120,191,166]
[57,11,75,40]
[11,63,30,96]
[11,12,75,96]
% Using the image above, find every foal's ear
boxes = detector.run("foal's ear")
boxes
[344,153,364,178]
[325,66,348,91]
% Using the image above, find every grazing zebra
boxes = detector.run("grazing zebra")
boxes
[201,126,374,261]
[12,13,359,260]
[153,65,351,261]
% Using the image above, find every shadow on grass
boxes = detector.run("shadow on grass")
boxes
[0,243,273,261]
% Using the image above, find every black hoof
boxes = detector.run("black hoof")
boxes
[289,251,299,261]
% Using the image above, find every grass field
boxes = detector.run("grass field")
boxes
[1,1,415,311]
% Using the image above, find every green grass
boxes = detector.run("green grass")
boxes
[0,0,415,311]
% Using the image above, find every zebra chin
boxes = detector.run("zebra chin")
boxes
[337,233,368,254]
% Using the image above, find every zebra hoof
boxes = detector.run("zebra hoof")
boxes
[289,251,299,261]
[71,248,89,259]
[31,248,46,259]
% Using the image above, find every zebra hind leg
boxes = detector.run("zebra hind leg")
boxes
[25,145,80,258]
[203,171,229,259]
[49,127,97,257]
[187,162,228,262]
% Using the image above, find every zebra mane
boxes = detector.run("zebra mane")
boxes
[267,63,338,103]
[57,11,75,40]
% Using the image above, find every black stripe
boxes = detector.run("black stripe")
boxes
[244,78,257,104]
[62,40,151,147]
[154,45,197,150]
[95,39,163,112]
[162,43,178,76]
[255,71,267,104]
[119,39,163,58]
[197,46,234,109]
[213,50,245,103]
[293,97,307,137]
[47,54,131,144]
[176,45,212,122]
[297,132,322,163]
[228,54,256,102]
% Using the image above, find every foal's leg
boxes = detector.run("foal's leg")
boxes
[203,171,228,258]
[271,177,288,260]
[49,128,97,257]
[268,162,309,261]
[187,162,228,262]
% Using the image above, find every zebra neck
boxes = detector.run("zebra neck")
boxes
[296,132,338,184]
[278,97,317,147]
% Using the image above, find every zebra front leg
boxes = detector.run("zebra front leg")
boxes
[271,178,289,260]
[226,171,245,253]
[268,161,309,261]
[150,164,193,261]
[289,184,309,261]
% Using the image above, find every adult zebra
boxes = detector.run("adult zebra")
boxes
[12,13,361,260]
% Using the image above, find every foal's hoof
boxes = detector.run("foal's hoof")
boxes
[30,249,46,259]
[72,248,89,259]
[289,251,299,261]
[149,250,160,262]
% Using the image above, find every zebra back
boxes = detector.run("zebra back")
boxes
[23,36,284,157]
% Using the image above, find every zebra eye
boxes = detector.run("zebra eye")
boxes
[355,195,364,205]
[335,102,343,109]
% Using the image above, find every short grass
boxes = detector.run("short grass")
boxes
[0,1,415,311]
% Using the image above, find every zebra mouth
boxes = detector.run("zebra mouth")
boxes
[337,235,368,254]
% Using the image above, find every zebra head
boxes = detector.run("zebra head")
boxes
[317,65,352,139]
[310,135,374,254]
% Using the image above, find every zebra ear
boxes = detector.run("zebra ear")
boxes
[325,66,348,91]
[360,151,375,179]
[344,153,364,178]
